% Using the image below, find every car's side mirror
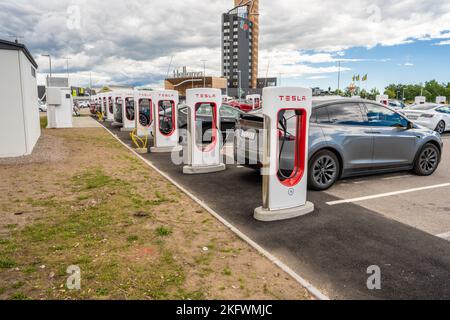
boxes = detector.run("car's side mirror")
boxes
[407,121,414,130]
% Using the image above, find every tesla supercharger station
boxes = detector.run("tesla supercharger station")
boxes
[246,94,261,110]
[135,91,154,137]
[415,96,426,105]
[112,93,123,126]
[436,96,447,104]
[46,87,73,129]
[183,88,226,174]
[121,91,137,131]
[150,90,182,153]
[105,93,114,121]
[254,87,314,222]
[376,95,389,106]
[102,94,108,116]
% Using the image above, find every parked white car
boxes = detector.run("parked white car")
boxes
[38,99,47,112]
[401,103,450,134]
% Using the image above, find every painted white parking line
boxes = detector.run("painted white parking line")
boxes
[327,183,450,206]
[436,231,450,240]
[381,175,413,181]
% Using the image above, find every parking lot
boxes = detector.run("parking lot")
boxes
[328,133,450,239]
[101,120,450,300]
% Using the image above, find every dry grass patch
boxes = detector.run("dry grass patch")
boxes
[0,127,311,300]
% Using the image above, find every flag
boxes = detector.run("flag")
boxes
[362,74,368,81]
[352,75,356,82]
[356,75,360,81]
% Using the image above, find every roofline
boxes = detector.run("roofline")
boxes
[0,39,38,69]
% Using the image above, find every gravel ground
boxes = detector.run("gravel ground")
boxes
[0,133,68,166]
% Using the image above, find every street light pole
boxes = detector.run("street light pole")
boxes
[238,70,242,100]
[337,60,341,93]
[42,54,52,77]
[64,56,72,80]
[200,59,207,88]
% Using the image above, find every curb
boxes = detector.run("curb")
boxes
[99,123,330,301]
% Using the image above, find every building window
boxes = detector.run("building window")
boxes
[31,67,36,78]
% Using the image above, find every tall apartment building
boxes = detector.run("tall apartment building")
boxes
[222,0,259,97]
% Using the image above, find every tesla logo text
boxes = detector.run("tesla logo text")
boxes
[196,94,217,99]
[278,96,307,102]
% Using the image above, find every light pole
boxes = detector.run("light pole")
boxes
[63,56,72,80]
[200,59,207,88]
[42,54,52,77]
[238,70,242,100]
[337,60,341,93]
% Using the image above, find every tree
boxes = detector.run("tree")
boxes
[385,81,450,103]
[384,88,396,99]
[99,86,112,93]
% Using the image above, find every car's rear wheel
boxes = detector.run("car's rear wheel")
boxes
[413,143,440,176]
[139,114,149,127]
[308,150,340,191]
[435,121,446,134]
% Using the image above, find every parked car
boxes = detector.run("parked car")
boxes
[235,98,443,191]
[38,100,47,112]
[400,103,450,134]
[388,99,407,110]
[228,100,257,112]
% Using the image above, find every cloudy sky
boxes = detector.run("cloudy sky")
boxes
[1,0,450,91]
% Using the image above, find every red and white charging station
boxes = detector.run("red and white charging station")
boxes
[105,93,114,121]
[112,92,123,126]
[102,94,108,116]
[415,96,426,105]
[246,94,261,110]
[134,91,154,137]
[120,90,137,132]
[183,88,226,174]
[436,96,447,104]
[150,90,182,153]
[376,95,389,106]
[254,87,314,222]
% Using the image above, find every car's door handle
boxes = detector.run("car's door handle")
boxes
[372,131,382,134]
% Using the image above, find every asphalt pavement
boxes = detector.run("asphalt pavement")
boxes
[101,120,450,300]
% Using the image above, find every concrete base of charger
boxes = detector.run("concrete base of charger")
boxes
[150,146,183,153]
[134,148,148,154]
[120,127,134,132]
[254,201,315,222]
[112,122,122,127]
[183,164,226,175]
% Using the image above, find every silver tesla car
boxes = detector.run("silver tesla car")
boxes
[234,98,444,191]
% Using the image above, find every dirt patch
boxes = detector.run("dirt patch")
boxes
[0,128,311,300]
[0,134,68,166]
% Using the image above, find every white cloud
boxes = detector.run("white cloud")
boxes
[307,76,329,80]
[1,0,450,87]
[435,40,450,46]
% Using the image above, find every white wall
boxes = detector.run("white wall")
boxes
[0,49,41,158]
[0,50,27,157]
[19,51,40,153]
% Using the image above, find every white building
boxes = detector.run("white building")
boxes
[0,39,40,158]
